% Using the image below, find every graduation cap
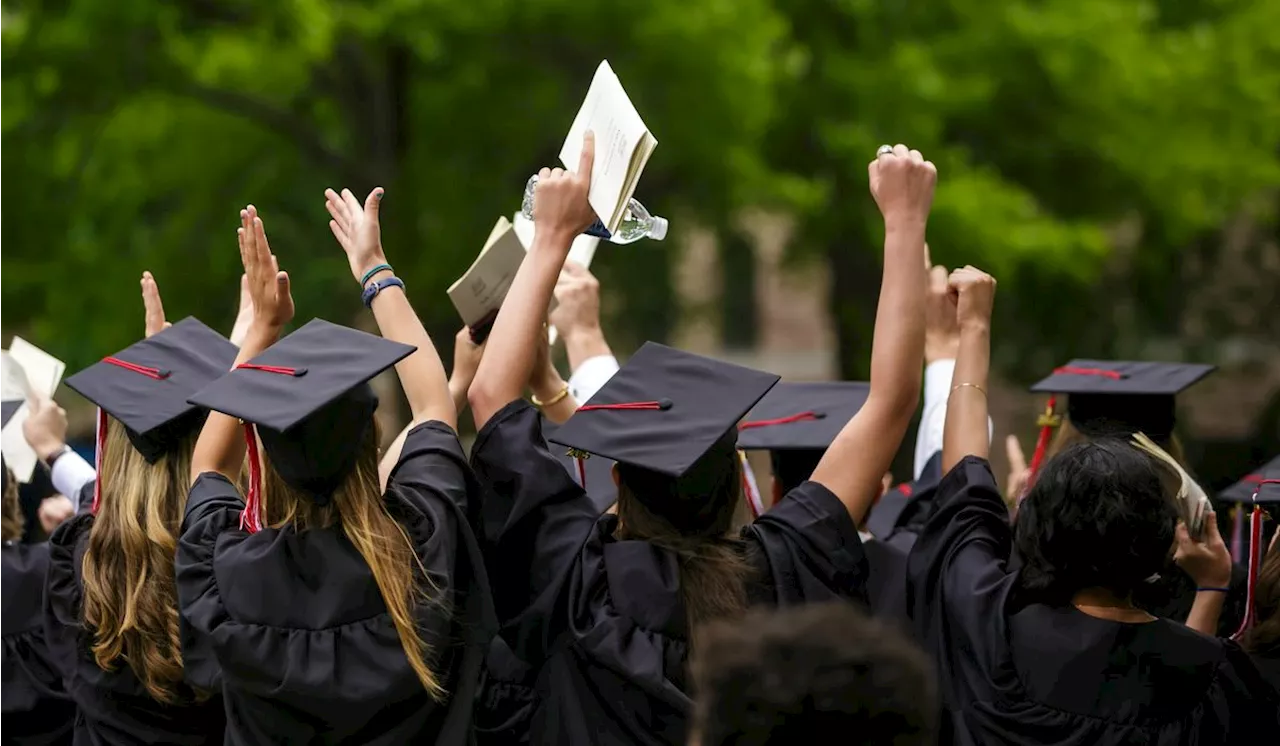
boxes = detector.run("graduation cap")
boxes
[542,418,617,514]
[1024,360,1215,480]
[737,381,870,496]
[546,342,779,524]
[63,318,238,512]
[1216,456,1280,641]
[188,318,415,530]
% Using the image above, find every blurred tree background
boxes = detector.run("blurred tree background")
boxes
[3,0,1280,473]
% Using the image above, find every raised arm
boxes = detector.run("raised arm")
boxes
[940,267,996,473]
[469,132,597,430]
[190,206,294,484]
[809,144,933,522]
[326,187,454,429]
[530,323,578,425]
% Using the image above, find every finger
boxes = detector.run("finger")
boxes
[923,242,932,269]
[325,198,350,235]
[893,143,909,157]
[538,167,551,180]
[1175,520,1190,544]
[27,396,42,415]
[929,265,950,293]
[239,274,250,305]
[1005,435,1027,473]
[254,216,272,264]
[1202,511,1221,540]
[276,271,293,310]
[578,130,595,178]
[364,187,384,222]
[341,188,361,217]
[909,149,923,162]
[329,220,347,247]
[551,167,565,179]
[271,255,279,274]
[562,261,587,277]
[141,271,167,337]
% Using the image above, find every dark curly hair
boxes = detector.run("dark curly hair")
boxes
[689,602,936,746]
[1015,438,1179,603]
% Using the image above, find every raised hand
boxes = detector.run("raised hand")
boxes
[1005,435,1030,506]
[1174,511,1232,588]
[549,262,602,340]
[141,271,171,338]
[229,274,255,347]
[868,144,937,228]
[533,131,597,242]
[925,261,959,364]
[947,265,996,330]
[238,205,294,331]
[22,396,68,462]
[325,187,386,284]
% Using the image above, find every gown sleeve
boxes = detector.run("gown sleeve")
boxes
[905,455,1019,709]
[745,480,868,604]
[1200,639,1280,737]
[469,399,600,664]
[174,471,245,691]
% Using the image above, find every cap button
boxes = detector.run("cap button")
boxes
[657,398,673,410]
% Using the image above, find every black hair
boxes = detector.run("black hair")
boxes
[769,450,825,496]
[690,602,936,746]
[1015,438,1178,602]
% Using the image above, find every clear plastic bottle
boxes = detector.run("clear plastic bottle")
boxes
[521,174,668,244]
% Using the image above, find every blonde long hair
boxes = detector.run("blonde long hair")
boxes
[2,464,23,541]
[1048,418,1187,466]
[259,421,446,699]
[81,418,196,703]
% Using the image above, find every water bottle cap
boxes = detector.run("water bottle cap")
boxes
[649,216,669,241]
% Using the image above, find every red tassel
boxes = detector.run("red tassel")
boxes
[102,356,170,379]
[1025,395,1059,494]
[739,411,821,430]
[1233,478,1280,640]
[575,456,587,490]
[1052,365,1123,380]
[91,408,107,515]
[236,363,306,377]
[578,400,670,412]
[241,424,263,533]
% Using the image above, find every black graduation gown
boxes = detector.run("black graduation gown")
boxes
[175,421,494,746]
[474,417,618,746]
[907,456,1280,745]
[866,450,945,553]
[862,538,909,625]
[18,462,58,544]
[43,514,226,746]
[471,400,868,746]
[3,541,74,745]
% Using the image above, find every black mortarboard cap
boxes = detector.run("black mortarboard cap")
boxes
[1029,360,1214,439]
[737,381,869,494]
[188,318,414,502]
[547,342,779,519]
[63,317,237,463]
[1219,455,1280,515]
[542,418,617,513]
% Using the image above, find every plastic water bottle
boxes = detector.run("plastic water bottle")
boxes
[521,174,668,244]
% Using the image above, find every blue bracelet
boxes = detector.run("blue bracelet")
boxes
[360,263,393,286]
[1196,587,1230,593]
[362,276,405,308]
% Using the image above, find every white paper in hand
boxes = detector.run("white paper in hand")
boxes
[0,350,43,483]
[8,337,65,398]
[559,61,657,235]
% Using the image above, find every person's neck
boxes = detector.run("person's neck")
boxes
[1071,587,1154,623]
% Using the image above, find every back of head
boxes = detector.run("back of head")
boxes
[260,415,448,700]
[690,602,936,746]
[615,437,752,630]
[1016,438,1178,602]
[1048,417,1186,467]
[82,417,196,702]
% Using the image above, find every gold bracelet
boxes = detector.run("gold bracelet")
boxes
[952,382,987,397]
[532,385,570,408]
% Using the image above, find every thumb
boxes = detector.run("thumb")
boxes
[276,271,292,305]
[1202,510,1222,542]
[578,130,595,179]
[1175,520,1191,546]
[929,265,950,294]
[365,188,383,222]
[27,396,43,416]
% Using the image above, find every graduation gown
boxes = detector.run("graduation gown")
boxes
[907,456,1280,745]
[866,450,945,554]
[474,417,617,746]
[175,421,494,746]
[3,541,74,745]
[862,537,909,625]
[43,514,226,746]
[471,401,868,746]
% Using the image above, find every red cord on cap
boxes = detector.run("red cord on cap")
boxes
[240,424,264,533]
[236,363,306,377]
[578,400,672,412]
[102,356,170,380]
[1053,365,1125,380]
[1232,478,1280,640]
[739,411,822,430]
[1024,367,1125,495]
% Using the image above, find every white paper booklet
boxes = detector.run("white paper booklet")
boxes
[9,337,65,398]
[558,60,657,235]
[0,341,65,483]
[512,213,600,346]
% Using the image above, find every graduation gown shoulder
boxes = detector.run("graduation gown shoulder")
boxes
[471,400,868,746]
[175,420,494,746]
[906,455,1280,746]
[42,513,226,746]
[3,540,74,745]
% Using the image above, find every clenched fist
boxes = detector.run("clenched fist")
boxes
[947,265,996,330]
[869,144,937,228]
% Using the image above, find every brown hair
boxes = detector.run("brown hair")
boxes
[259,420,447,699]
[615,456,754,633]
[2,464,23,541]
[1240,541,1280,655]
[81,417,196,702]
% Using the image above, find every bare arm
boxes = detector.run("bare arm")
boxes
[530,323,579,425]
[379,422,414,491]
[809,145,933,523]
[326,188,454,428]
[941,267,996,473]
[191,207,294,484]
[471,133,597,431]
